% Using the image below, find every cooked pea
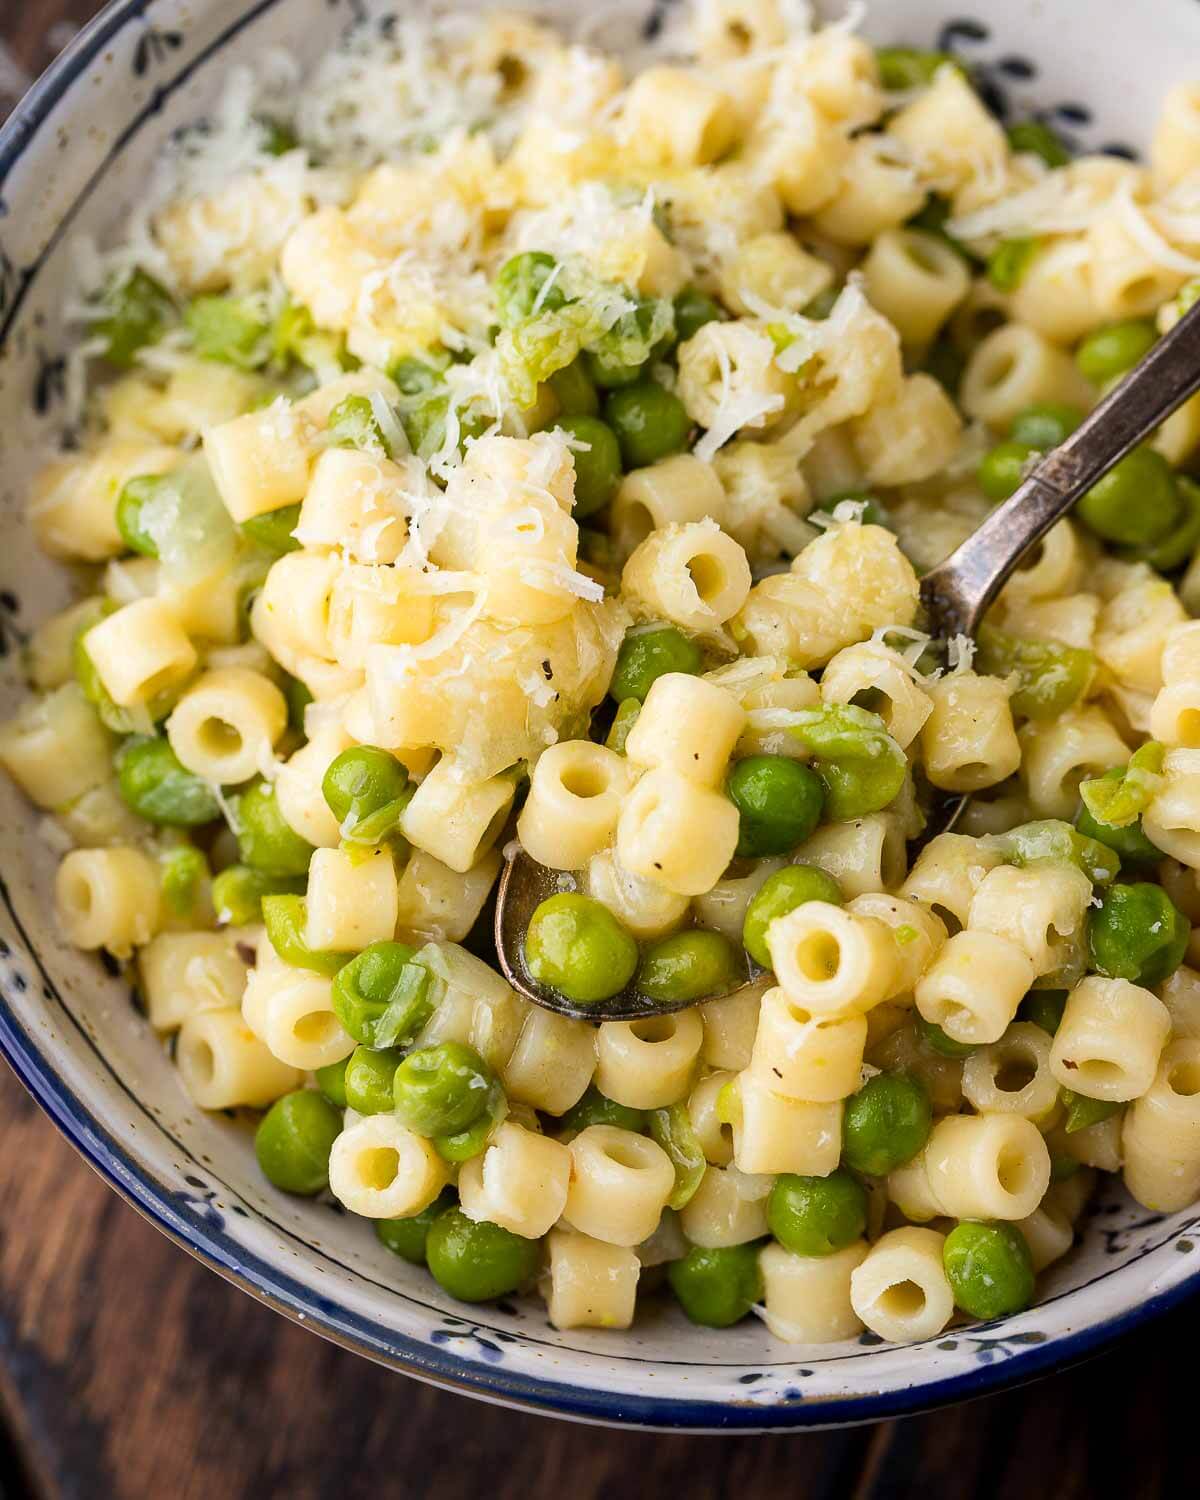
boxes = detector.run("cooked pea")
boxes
[425,1206,540,1303]
[604,381,690,468]
[978,439,1035,503]
[254,1090,342,1195]
[116,474,175,557]
[240,502,301,554]
[345,1045,406,1115]
[637,930,742,1003]
[94,268,175,368]
[1061,1088,1121,1134]
[434,1082,507,1163]
[494,250,565,326]
[727,755,825,858]
[117,737,221,826]
[673,288,724,343]
[986,237,1040,293]
[605,698,641,754]
[160,844,208,918]
[668,1244,763,1328]
[1076,772,1161,865]
[1018,990,1068,1035]
[916,1013,976,1058]
[547,358,599,416]
[234,781,315,877]
[767,1169,867,1257]
[1075,448,1180,546]
[974,624,1093,720]
[558,1085,646,1136]
[1087,881,1189,988]
[742,865,843,970]
[1076,319,1157,383]
[609,625,702,703]
[331,941,432,1049]
[314,1056,350,1109]
[210,864,304,926]
[875,46,963,90]
[556,415,622,517]
[393,1041,495,1137]
[524,893,639,1004]
[375,1190,456,1266]
[943,1220,1035,1319]
[785,705,907,821]
[321,745,412,844]
[1009,402,1083,449]
[185,295,271,368]
[842,1071,931,1176]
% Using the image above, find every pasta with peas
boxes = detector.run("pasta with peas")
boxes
[8,0,1200,1345]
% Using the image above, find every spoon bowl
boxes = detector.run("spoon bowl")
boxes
[496,298,1200,1021]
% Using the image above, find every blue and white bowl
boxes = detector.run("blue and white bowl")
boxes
[1,0,1199,1431]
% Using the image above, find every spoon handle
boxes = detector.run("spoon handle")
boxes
[921,297,1200,639]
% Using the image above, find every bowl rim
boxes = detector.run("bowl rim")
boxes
[1,0,1198,1432]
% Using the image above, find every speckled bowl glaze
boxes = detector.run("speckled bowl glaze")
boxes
[1,0,1199,1432]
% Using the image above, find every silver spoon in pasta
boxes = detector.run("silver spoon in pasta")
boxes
[495,298,1200,1022]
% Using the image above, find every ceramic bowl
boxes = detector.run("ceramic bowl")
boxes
[1,0,1199,1432]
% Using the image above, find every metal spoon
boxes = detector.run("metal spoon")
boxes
[496,298,1200,1021]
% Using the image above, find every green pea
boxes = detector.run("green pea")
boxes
[726,755,825,858]
[842,1072,931,1177]
[547,358,599,416]
[240,503,301,554]
[604,381,690,468]
[975,624,1093,721]
[94,268,175,368]
[1050,1152,1082,1183]
[186,295,271,368]
[875,46,963,90]
[434,1081,507,1163]
[284,675,313,731]
[272,300,315,365]
[345,1045,405,1115]
[331,941,433,1049]
[584,346,644,390]
[978,439,1036,503]
[116,474,173,557]
[916,1013,977,1059]
[1076,774,1161,866]
[556,415,623,517]
[254,1089,342,1195]
[585,297,672,389]
[524,892,639,1005]
[234,781,315,877]
[321,745,412,845]
[1076,319,1157,383]
[907,196,976,265]
[389,354,444,395]
[605,698,641,754]
[426,1206,540,1303]
[495,251,566,327]
[117,737,221,826]
[375,1190,456,1265]
[211,864,304,926]
[157,842,204,911]
[1076,447,1180,546]
[812,490,895,532]
[785,704,907,821]
[1061,1088,1121,1134]
[1018,989,1068,1035]
[261,893,351,976]
[668,1243,764,1328]
[742,865,843,970]
[393,1041,494,1136]
[315,1056,350,1109]
[997,818,1120,886]
[1009,402,1083,449]
[558,1085,646,1137]
[943,1220,1035,1319]
[328,393,394,457]
[401,391,490,459]
[1088,881,1189,988]
[609,625,703,703]
[1005,120,1070,168]
[673,288,725,343]
[767,1169,867,1257]
[987,237,1041,293]
[257,115,297,155]
[1131,473,1200,572]
[637,930,742,1004]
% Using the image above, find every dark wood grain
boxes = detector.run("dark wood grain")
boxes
[0,7,1197,1498]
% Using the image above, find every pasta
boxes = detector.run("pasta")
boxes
[8,0,1200,1347]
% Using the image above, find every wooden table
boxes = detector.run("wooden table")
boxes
[0,7,1196,1496]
